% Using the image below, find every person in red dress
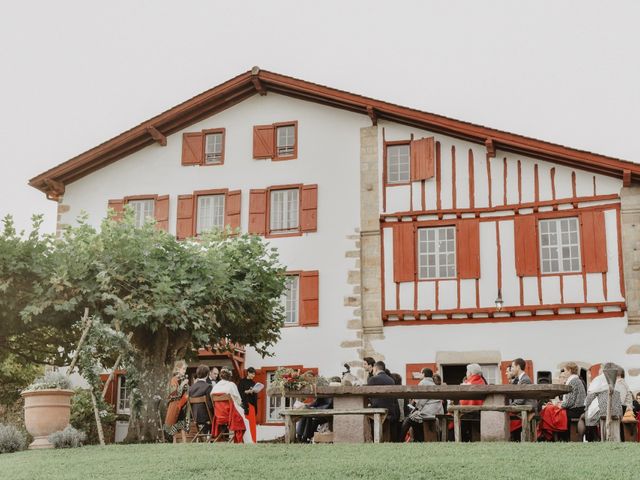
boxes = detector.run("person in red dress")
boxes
[164,360,189,443]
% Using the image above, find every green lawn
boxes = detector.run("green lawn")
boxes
[0,443,638,480]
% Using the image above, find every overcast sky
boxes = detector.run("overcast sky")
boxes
[1,0,638,234]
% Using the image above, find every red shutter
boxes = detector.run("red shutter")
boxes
[581,210,608,273]
[514,215,538,276]
[253,125,275,159]
[410,137,435,181]
[248,189,267,235]
[500,360,534,384]
[107,199,124,221]
[181,133,203,166]
[299,271,319,327]
[225,190,241,232]
[393,222,415,283]
[154,195,169,231]
[589,364,601,380]
[457,218,480,279]
[405,363,438,386]
[253,368,267,425]
[300,184,318,232]
[176,194,194,239]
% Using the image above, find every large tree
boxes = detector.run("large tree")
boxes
[3,211,286,440]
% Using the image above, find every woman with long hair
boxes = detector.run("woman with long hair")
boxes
[164,360,190,443]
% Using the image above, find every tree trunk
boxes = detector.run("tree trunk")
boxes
[124,326,191,443]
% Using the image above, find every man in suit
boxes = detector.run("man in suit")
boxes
[367,361,400,441]
[510,357,535,441]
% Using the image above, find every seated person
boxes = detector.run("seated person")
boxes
[210,368,254,443]
[296,396,334,443]
[538,362,586,441]
[458,364,486,442]
[584,363,623,441]
[368,361,400,441]
[188,364,214,435]
[401,368,443,442]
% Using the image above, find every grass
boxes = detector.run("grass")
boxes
[0,443,638,480]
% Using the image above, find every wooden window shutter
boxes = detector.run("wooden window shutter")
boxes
[176,194,194,239]
[154,195,169,231]
[107,199,124,221]
[253,368,267,425]
[181,133,203,166]
[514,215,538,276]
[410,137,435,181]
[405,363,438,386]
[299,271,319,326]
[393,222,416,283]
[589,364,601,380]
[457,218,480,279]
[248,189,268,235]
[300,184,318,232]
[581,210,608,273]
[225,190,241,232]
[253,125,275,159]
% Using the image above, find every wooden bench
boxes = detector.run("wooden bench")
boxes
[448,405,534,442]
[623,420,638,442]
[552,417,582,442]
[280,408,387,444]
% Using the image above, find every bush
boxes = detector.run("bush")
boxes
[0,424,27,453]
[70,389,116,444]
[48,426,86,449]
[23,371,72,392]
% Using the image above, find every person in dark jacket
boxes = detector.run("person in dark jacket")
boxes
[188,364,214,434]
[237,367,259,443]
[296,396,334,442]
[367,361,400,441]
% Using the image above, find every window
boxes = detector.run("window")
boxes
[196,194,225,234]
[418,226,456,279]
[281,275,299,325]
[204,131,224,165]
[266,372,292,422]
[269,188,299,234]
[387,144,410,184]
[117,376,130,414]
[276,124,296,158]
[539,217,581,274]
[128,199,155,228]
[480,365,499,385]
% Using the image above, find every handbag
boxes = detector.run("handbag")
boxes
[622,409,637,424]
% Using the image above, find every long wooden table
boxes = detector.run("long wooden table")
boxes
[277,384,571,443]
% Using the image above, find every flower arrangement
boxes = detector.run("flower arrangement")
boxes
[270,368,318,394]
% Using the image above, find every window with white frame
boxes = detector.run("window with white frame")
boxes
[269,189,299,233]
[128,199,155,228]
[386,144,410,184]
[196,194,225,234]
[281,275,299,325]
[539,217,581,274]
[418,226,456,279]
[204,132,224,164]
[480,364,499,385]
[266,372,292,422]
[276,125,296,157]
[117,375,131,414]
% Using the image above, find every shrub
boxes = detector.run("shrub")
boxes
[70,389,116,444]
[48,426,86,449]
[23,371,72,392]
[0,424,27,453]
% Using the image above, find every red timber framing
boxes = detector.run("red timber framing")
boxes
[30,68,640,200]
[382,199,623,326]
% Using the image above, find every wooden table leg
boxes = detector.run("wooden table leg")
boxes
[440,417,448,442]
[373,414,381,444]
[480,394,509,442]
[284,415,297,444]
[521,411,530,442]
[453,410,461,443]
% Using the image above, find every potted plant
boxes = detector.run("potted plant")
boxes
[21,371,74,449]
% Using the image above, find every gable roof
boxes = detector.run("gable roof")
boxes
[30,66,639,200]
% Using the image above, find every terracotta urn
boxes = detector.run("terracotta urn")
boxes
[21,389,74,449]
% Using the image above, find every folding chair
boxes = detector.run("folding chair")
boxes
[211,394,235,443]
[188,395,214,443]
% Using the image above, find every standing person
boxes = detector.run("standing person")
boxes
[211,368,253,443]
[401,368,443,442]
[189,364,214,435]
[238,367,259,443]
[207,367,219,386]
[363,357,375,380]
[367,361,400,441]
[164,360,189,443]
